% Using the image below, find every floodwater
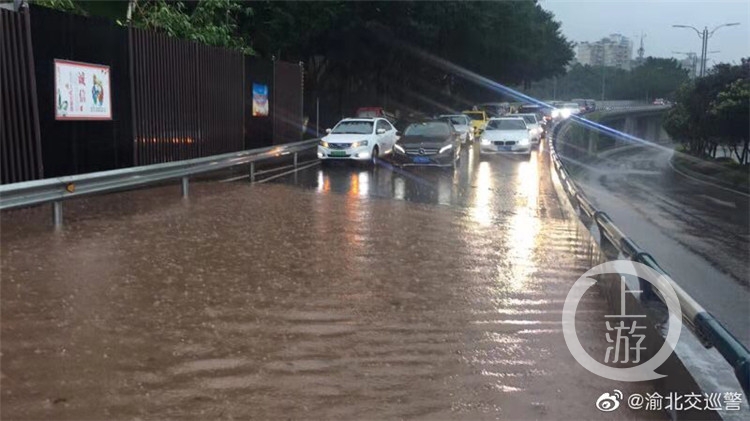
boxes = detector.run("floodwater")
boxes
[1,144,662,419]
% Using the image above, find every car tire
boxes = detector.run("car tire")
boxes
[369,146,379,167]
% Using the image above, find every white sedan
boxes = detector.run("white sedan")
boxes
[479,117,532,158]
[514,113,543,146]
[318,118,398,166]
[437,114,473,143]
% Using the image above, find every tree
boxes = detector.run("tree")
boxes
[709,78,750,164]
[624,57,689,102]
[524,57,689,101]
[663,58,750,161]
[130,0,253,54]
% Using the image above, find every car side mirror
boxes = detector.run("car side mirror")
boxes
[396,131,403,137]
[377,128,386,135]
[325,128,332,134]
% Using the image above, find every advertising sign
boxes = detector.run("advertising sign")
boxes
[55,59,112,120]
[252,83,269,117]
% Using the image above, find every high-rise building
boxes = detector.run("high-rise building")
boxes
[576,34,633,70]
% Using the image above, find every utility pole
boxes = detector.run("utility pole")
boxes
[673,23,740,77]
[673,51,719,78]
[601,66,605,101]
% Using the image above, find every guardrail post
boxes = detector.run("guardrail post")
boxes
[250,162,255,183]
[181,177,189,198]
[52,201,63,227]
[293,152,298,169]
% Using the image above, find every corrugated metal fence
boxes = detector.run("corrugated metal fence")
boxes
[1,5,302,182]
[0,7,43,184]
[273,60,303,144]
[130,29,244,165]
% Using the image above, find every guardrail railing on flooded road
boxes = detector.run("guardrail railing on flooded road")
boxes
[0,138,320,226]
[548,120,750,398]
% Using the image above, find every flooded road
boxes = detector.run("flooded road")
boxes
[1,144,662,419]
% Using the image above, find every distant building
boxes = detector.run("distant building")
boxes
[576,34,633,70]
[677,53,699,78]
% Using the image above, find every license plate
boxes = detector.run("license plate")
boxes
[329,151,346,157]
[498,146,511,151]
[413,156,431,164]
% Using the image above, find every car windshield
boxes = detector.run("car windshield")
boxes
[331,121,373,134]
[465,113,485,121]
[486,119,526,130]
[404,122,451,136]
[439,116,466,125]
[517,115,537,124]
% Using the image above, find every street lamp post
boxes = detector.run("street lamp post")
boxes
[672,23,740,77]
[672,51,720,78]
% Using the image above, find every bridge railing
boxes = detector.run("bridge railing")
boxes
[549,120,750,397]
[0,138,320,226]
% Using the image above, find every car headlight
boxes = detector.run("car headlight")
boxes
[481,137,491,145]
[520,138,530,145]
[351,140,369,148]
[439,144,453,154]
[393,144,405,154]
[561,109,571,118]
[551,110,560,118]
[319,140,329,148]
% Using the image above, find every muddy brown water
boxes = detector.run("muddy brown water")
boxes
[1,147,663,419]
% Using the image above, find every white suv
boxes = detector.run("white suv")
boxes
[318,118,397,165]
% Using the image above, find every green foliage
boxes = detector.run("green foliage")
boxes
[32,0,573,121]
[131,0,253,54]
[709,78,750,142]
[524,57,689,101]
[241,1,573,119]
[33,0,88,15]
[663,59,750,163]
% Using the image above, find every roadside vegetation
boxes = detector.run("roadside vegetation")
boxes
[523,57,690,102]
[664,59,749,165]
[662,59,749,191]
[33,0,574,125]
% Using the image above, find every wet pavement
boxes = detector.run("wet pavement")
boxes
[565,144,750,347]
[1,144,663,420]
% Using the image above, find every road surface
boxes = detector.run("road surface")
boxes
[565,143,750,347]
[1,144,664,420]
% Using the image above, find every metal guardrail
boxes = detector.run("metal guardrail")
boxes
[0,138,320,226]
[548,121,750,397]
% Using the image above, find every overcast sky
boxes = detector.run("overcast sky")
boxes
[541,0,749,65]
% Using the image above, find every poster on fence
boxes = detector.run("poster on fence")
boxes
[252,83,269,117]
[55,59,112,120]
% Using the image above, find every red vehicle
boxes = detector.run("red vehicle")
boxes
[355,107,396,123]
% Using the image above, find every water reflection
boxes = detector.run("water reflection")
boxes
[394,177,405,200]
[505,152,541,291]
[471,162,493,226]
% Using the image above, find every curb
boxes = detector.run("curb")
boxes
[668,154,750,198]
